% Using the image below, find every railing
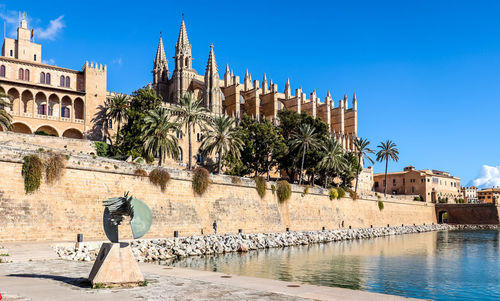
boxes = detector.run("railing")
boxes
[74,119,84,124]
[47,115,58,121]
[60,117,71,122]
[23,112,32,118]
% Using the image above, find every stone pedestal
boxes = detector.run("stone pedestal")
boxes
[88,242,144,288]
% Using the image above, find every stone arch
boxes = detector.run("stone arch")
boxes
[11,122,32,134]
[35,91,48,116]
[62,128,83,139]
[7,87,20,115]
[36,125,59,137]
[21,90,34,115]
[48,94,60,117]
[74,97,84,120]
[61,96,72,118]
[438,210,448,224]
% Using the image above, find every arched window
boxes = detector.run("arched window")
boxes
[60,75,65,87]
[19,68,24,80]
[178,147,183,161]
[46,73,51,85]
[176,130,183,139]
[0,65,5,77]
[40,72,45,84]
[24,69,30,81]
[185,57,189,68]
[65,76,70,88]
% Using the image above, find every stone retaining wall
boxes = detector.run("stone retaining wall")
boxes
[0,146,437,242]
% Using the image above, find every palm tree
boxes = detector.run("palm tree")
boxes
[200,115,243,174]
[170,92,209,170]
[318,137,346,187]
[353,137,375,193]
[376,140,399,196]
[141,108,179,166]
[0,92,12,131]
[290,124,322,185]
[106,94,130,139]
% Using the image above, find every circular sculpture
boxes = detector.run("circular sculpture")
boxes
[102,192,152,243]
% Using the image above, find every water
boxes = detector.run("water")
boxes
[169,230,500,300]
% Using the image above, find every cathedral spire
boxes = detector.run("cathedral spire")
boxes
[205,44,218,75]
[176,19,190,48]
[153,33,169,97]
[284,78,291,98]
[154,34,167,69]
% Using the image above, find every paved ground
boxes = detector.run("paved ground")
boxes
[0,242,418,301]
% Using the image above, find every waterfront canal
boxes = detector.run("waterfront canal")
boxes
[169,230,500,300]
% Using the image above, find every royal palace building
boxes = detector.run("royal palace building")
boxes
[0,14,108,139]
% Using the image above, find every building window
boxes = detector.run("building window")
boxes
[46,73,51,85]
[393,179,396,186]
[178,147,183,161]
[18,68,24,80]
[0,65,5,77]
[60,75,65,87]
[24,69,30,81]
[61,107,70,118]
[196,154,203,163]
[9,50,13,56]
[37,104,46,115]
[412,187,415,193]
[374,182,379,188]
[34,54,37,61]
[108,119,112,129]
[176,131,183,139]
[40,72,45,84]
[65,76,70,88]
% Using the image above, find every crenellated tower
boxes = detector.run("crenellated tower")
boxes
[152,34,169,100]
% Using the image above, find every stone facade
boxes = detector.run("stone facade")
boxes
[153,20,358,154]
[0,146,437,242]
[0,14,109,140]
[373,165,461,202]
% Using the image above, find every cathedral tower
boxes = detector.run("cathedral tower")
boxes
[171,19,196,102]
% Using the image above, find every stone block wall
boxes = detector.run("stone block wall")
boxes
[0,147,438,242]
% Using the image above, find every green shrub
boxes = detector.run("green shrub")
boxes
[94,141,110,157]
[337,187,345,199]
[22,155,43,194]
[65,154,70,160]
[457,198,465,204]
[271,184,276,195]
[134,168,148,177]
[378,200,384,211]
[231,176,242,184]
[45,154,66,185]
[254,176,266,198]
[149,168,170,192]
[192,167,210,196]
[276,180,291,202]
[413,196,421,201]
[304,185,312,195]
[329,188,338,200]
[113,165,119,170]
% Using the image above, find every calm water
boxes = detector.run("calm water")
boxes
[168,230,500,300]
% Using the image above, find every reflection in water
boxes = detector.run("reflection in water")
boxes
[169,230,500,300]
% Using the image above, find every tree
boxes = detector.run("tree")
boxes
[318,137,346,187]
[200,115,243,174]
[106,94,130,140]
[141,108,179,166]
[290,123,322,185]
[170,92,209,170]
[112,87,163,160]
[376,140,400,196]
[353,137,375,193]
[0,92,12,131]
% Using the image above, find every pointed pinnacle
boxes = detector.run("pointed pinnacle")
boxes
[353,92,357,101]
[327,90,331,98]
[225,64,230,73]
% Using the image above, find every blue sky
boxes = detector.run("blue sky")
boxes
[2,0,499,185]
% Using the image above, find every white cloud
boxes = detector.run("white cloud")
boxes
[112,57,122,65]
[470,165,500,188]
[35,15,64,40]
[0,9,21,37]
[42,58,55,65]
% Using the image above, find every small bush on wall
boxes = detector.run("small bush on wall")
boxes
[134,168,148,177]
[94,141,110,157]
[378,200,384,211]
[231,176,242,184]
[45,154,66,185]
[348,188,358,200]
[192,167,210,196]
[276,180,291,203]
[149,168,170,192]
[22,155,44,194]
[304,185,312,195]
[271,184,276,195]
[254,176,266,199]
[329,188,338,200]
[337,187,345,199]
